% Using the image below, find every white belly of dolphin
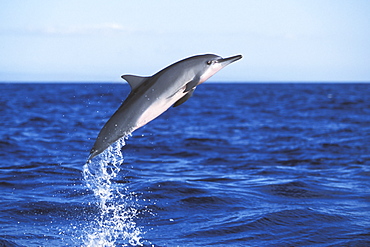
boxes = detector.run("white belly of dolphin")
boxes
[136,89,185,128]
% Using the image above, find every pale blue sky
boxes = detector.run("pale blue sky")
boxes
[1,0,369,82]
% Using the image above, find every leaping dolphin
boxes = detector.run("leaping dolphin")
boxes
[88,54,242,161]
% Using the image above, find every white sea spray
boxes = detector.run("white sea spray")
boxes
[82,137,144,246]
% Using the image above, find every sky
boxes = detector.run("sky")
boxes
[1,0,370,82]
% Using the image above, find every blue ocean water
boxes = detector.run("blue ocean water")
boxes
[1,82,370,246]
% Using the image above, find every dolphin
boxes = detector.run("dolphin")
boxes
[88,54,242,161]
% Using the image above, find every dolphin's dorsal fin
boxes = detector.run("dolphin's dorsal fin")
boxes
[121,75,149,91]
[173,88,195,107]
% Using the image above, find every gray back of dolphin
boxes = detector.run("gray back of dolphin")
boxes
[88,54,242,161]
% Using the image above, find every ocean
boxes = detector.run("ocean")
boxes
[0,82,369,246]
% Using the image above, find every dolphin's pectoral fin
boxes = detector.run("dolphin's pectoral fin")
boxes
[173,88,195,107]
[172,76,199,107]
[184,75,200,93]
[121,74,150,91]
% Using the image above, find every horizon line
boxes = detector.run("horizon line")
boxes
[1,80,369,84]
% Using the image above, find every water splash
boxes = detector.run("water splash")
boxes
[82,137,144,246]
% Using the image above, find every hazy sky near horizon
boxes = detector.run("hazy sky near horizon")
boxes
[1,0,369,82]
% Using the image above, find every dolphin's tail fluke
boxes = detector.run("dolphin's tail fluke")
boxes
[87,148,100,162]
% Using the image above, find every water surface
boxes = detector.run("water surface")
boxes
[1,83,369,246]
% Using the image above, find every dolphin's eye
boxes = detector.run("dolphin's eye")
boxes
[206,61,212,65]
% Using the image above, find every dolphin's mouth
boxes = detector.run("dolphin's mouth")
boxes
[217,55,243,65]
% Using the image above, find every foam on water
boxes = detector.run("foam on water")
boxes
[82,137,144,246]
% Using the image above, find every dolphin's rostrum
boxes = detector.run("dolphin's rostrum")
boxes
[88,54,242,161]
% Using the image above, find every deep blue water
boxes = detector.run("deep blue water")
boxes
[1,82,370,246]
